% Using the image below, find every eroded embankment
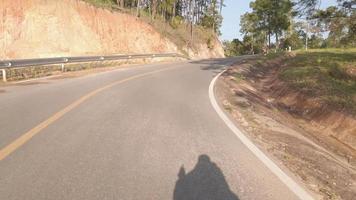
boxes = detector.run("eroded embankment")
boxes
[217,53,356,200]
[0,0,224,59]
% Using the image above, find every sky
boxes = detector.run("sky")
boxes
[220,0,340,41]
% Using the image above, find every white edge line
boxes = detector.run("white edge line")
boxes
[13,75,62,84]
[209,69,314,200]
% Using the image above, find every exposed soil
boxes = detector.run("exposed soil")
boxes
[0,0,224,60]
[216,55,356,200]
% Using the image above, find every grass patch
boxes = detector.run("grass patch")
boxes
[266,52,286,60]
[279,49,356,113]
[234,73,246,83]
[82,0,117,9]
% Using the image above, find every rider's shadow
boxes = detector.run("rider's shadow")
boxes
[173,155,239,200]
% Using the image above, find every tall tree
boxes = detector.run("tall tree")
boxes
[247,0,293,48]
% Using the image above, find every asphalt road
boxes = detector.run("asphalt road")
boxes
[0,59,305,200]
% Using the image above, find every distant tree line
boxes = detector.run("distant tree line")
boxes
[224,0,355,56]
[90,0,224,34]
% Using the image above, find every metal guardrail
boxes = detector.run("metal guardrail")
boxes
[0,53,186,82]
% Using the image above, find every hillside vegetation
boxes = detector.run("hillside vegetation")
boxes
[280,49,356,114]
[224,0,355,56]
[82,0,224,57]
[0,0,224,59]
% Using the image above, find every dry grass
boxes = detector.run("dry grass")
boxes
[279,49,356,114]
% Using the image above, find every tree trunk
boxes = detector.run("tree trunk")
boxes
[173,1,176,18]
[136,0,140,17]
[120,0,124,8]
[151,0,157,19]
[251,35,254,55]
[190,0,193,44]
[220,0,224,15]
[268,32,271,48]
[212,0,216,33]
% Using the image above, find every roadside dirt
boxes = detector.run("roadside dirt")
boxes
[0,58,183,86]
[216,56,356,200]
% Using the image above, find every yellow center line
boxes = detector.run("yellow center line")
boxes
[0,66,177,161]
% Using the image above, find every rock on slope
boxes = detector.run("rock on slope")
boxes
[0,0,224,59]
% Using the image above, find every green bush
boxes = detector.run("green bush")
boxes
[83,0,116,8]
[169,16,184,29]
[207,37,214,49]
[328,65,351,80]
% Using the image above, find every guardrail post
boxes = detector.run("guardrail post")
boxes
[61,63,65,72]
[1,69,7,82]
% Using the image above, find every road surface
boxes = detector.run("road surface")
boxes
[0,58,306,199]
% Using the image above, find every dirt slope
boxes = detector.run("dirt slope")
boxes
[217,55,356,199]
[0,0,224,59]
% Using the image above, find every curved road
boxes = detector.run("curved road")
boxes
[0,59,306,199]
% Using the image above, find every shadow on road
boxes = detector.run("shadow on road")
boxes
[173,155,239,200]
[191,58,237,72]
[192,56,257,75]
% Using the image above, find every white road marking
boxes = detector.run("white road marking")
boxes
[209,69,315,200]
[13,75,62,83]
